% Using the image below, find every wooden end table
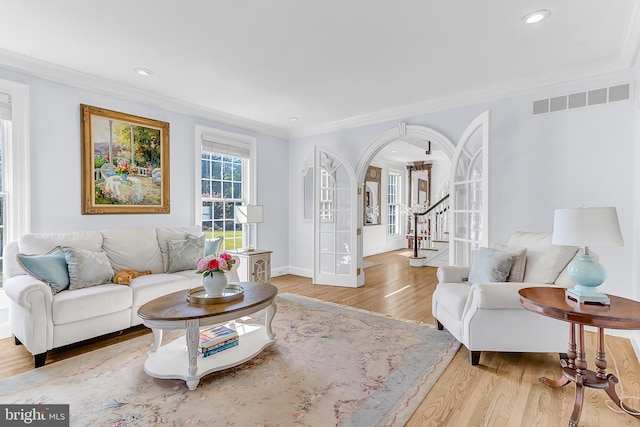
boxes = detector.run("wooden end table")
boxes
[137,282,277,390]
[519,286,640,427]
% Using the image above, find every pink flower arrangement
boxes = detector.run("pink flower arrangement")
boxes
[196,253,236,277]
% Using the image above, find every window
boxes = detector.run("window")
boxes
[0,81,30,284]
[196,127,256,252]
[387,172,400,236]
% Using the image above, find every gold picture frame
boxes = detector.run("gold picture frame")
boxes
[81,104,170,214]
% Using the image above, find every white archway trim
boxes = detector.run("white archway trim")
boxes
[355,123,455,183]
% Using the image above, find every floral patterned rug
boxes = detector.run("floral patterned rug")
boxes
[0,294,460,426]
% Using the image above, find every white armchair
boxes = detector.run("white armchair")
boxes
[432,231,580,365]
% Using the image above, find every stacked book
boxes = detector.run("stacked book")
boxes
[198,325,239,357]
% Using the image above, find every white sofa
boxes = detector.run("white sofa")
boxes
[3,226,239,368]
[432,231,580,365]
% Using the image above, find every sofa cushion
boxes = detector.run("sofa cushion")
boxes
[507,232,578,284]
[62,247,114,290]
[52,284,132,325]
[101,228,164,274]
[17,247,70,293]
[167,234,205,273]
[129,274,192,307]
[490,242,527,282]
[468,247,515,283]
[156,226,203,272]
[19,231,103,255]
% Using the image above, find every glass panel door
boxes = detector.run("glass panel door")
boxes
[313,147,358,287]
[449,111,491,266]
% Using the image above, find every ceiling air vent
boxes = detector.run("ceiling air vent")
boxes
[588,88,607,106]
[550,95,567,112]
[568,92,587,109]
[532,99,549,115]
[532,83,631,116]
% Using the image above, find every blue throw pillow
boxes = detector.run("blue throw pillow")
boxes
[167,234,206,273]
[468,247,516,283]
[17,247,70,293]
[61,246,114,290]
[204,236,223,257]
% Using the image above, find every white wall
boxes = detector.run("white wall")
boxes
[362,160,406,257]
[0,68,290,274]
[289,69,637,300]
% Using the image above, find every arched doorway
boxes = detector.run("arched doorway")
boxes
[353,123,456,286]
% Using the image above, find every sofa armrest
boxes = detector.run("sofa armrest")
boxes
[470,282,558,310]
[4,275,54,309]
[437,266,471,283]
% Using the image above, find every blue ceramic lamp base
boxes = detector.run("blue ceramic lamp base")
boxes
[565,254,611,305]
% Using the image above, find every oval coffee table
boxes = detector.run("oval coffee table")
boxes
[137,281,277,390]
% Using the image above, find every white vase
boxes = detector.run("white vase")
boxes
[203,273,227,296]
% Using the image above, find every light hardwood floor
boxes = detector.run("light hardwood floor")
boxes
[1,249,639,426]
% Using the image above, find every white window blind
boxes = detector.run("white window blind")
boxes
[201,132,250,158]
[0,93,11,121]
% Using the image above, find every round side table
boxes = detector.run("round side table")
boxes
[519,286,640,427]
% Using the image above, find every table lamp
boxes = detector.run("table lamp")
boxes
[552,207,623,305]
[235,205,264,252]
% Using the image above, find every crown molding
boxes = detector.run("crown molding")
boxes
[289,61,631,139]
[0,49,290,139]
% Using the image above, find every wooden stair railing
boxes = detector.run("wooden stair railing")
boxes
[412,194,450,258]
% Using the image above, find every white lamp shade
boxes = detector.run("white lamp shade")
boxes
[235,205,264,224]
[552,207,623,247]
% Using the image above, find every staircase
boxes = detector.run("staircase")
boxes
[408,194,450,267]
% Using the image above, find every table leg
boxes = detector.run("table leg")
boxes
[568,324,587,427]
[265,300,277,340]
[595,327,607,379]
[540,322,575,388]
[569,382,584,427]
[185,319,200,390]
[150,328,163,352]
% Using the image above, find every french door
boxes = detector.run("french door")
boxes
[449,111,491,266]
[313,146,359,287]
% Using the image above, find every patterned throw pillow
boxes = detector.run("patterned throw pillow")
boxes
[61,246,114,290]
[468,247,516,284]
[167,234,205,273]
[17,246,70,293]
[489,242,527,282]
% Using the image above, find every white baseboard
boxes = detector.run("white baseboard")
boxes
[276,266,312,279]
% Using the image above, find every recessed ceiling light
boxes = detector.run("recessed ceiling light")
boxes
[134,68,153,76]
[288,117,299,122]
[522,9,551,24]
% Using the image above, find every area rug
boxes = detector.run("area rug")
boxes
[398,251,414,257]
[0,294,460,427]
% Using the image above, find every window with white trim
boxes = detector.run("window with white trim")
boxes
[0,81,30,284]
[387,172,400,236]
[197,127,256,252]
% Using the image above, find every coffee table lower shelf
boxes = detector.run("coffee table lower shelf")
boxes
[144,323,275,390]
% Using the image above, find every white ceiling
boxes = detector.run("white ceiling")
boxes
[0,1,638,139]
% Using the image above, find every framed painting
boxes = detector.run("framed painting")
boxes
[81,104,170,214]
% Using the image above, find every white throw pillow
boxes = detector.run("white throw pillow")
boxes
[507,231,578,284]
